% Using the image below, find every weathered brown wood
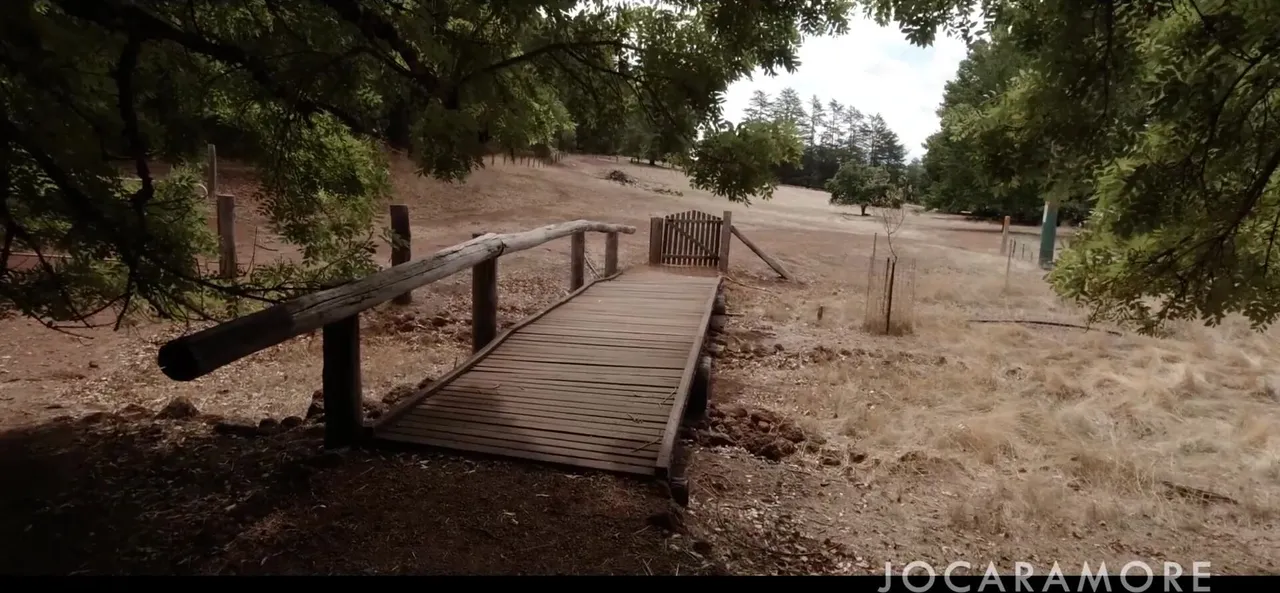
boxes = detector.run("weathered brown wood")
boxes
[389,204,412,305]
[377,430,654,474]
[322,315,363,448]
[605,232,619,275]
[373,271,624,431]
[375,271,721,476]
[157,220,636,381]
[648,217,663,265]
[730,224,794,281]
[656,278,720,477]
[718,210,732,273]
[472,231,498,352]
[216,193,237,279]
[570,231,585,290]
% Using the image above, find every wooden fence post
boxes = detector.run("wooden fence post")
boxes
[389,205,412,305]
[648,217,663,265]
[884,257,897,334]
[605,231,619,275]
[717,210,732,274]
[471,232,498,352]
[1000,215,1010,254]
[322,315,363,448]
[570,231,585,290]
[216,193,236,279]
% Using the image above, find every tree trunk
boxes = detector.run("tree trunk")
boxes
[386,99,412,152]
[860,204,868,216]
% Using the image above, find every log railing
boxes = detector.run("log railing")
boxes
[156,219,636,447]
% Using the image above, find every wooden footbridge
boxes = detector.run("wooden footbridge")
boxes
[156,209,788,496]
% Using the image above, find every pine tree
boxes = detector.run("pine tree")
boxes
[807,95,826,147]
[743,90,774,123]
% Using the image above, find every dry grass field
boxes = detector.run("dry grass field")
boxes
[1,153,1277,574]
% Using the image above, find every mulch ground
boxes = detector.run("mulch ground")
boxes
[0,408,722,575]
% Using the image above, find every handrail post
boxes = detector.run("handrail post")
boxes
[472,232,498,352]
[717,210,732,274]
[217,194,237,279]
[322,315,363,448]
[604,232,619,275]
[648,217,663,265]
[570,231,585,290]
[389,204,412,304]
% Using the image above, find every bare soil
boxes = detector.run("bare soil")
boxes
[1,154,1277,575]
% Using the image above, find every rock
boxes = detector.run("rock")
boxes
[156,396,200,420]
[712,293,727,315]
[430,314,450,327]
[306,389,325,419]
[302,424,326,438]
[709,315,727,332]
[748,437,797,461]
[214,420,261,438]
[258,417,280,434]
[774,343,785,353]
[777,421,806,443]
[849,450,867,464]
[280,416,304,430]
[200,413,225,426]
[707,343,725,356]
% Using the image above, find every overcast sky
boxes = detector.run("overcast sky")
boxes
[721,17,970,160]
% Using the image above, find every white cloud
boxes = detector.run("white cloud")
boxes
[721,17,969,160]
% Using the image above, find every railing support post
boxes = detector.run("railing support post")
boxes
[216,193,237,279]
[322,315,363,448]
[648,216,663,265]
[605,231,619,275]
[717,210,732,274]
[472,232,498,352]
[570,231,585,290]
[390,204,412,304]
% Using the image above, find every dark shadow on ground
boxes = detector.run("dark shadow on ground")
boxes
[0,407,713,575]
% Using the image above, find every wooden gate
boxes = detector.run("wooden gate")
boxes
[648,210,731,272]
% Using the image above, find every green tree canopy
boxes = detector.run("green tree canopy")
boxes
[869,0,1280,333]
[1,0,852,326]
[826,161,896,216]
[685,119,804,205]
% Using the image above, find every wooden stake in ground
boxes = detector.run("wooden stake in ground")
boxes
[216,193,236,279]
[1004,240,1014,293]
[207,144,237,279]
[1000,215,1011,254]
[729,224,793,280]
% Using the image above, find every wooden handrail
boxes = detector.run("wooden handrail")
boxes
[156,219,636,382]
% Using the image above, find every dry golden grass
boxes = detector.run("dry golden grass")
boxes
[3,153,1278,573]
